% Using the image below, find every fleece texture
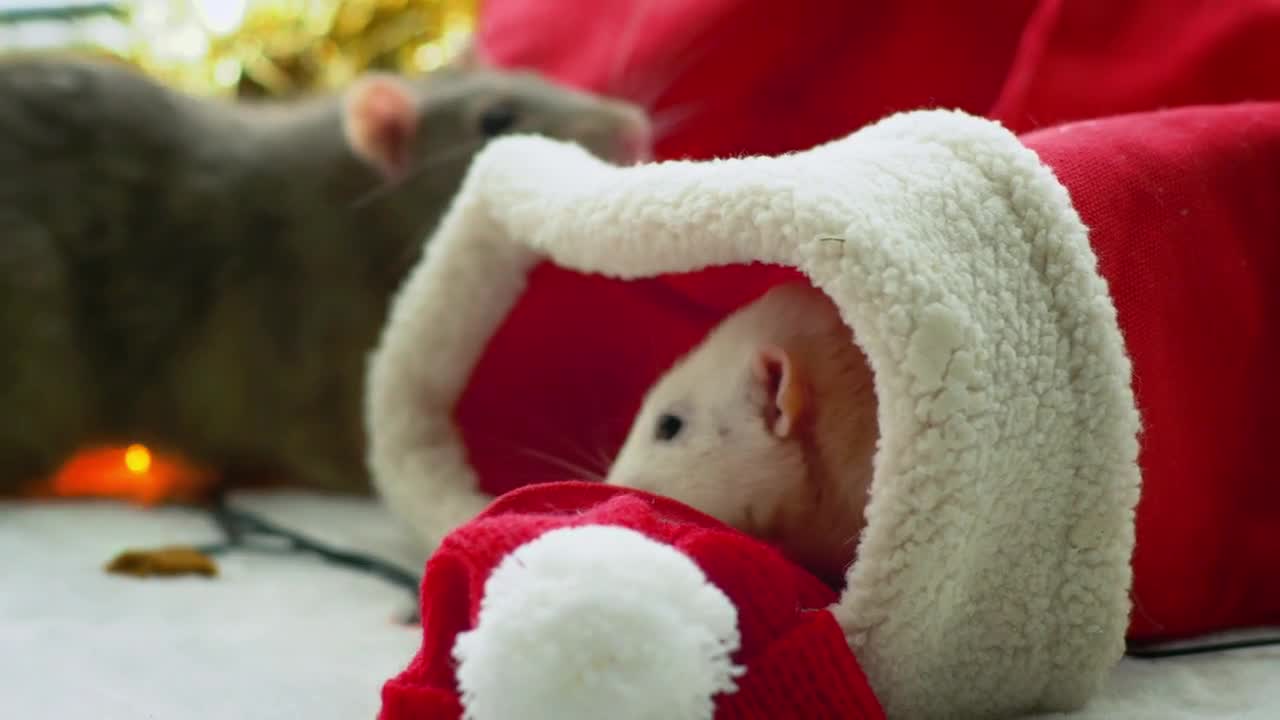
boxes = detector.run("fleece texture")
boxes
[451,523,744,720]
[364,108,1141,719]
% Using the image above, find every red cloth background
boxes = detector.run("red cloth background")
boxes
[478,0,1280,155]
[459,0,1280,642]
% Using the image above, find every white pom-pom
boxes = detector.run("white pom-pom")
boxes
[452,525,744,720]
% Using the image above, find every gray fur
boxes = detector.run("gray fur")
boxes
[0,54,644,494]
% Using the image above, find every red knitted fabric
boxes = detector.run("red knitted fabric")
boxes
[379,482,886,720]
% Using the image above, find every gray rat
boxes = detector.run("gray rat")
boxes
[606,283,878,584]
[0,50,649,496]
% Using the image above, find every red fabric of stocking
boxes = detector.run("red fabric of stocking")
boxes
[1022,103,1280,640]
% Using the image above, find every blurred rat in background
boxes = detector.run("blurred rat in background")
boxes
[0,46,650,497]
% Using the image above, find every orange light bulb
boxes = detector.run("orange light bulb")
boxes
[124,444,152,474]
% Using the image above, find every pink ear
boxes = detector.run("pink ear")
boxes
[753,345,808,438]
[452,34,492,69]
[343,74,417,180]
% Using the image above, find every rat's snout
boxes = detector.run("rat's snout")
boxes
[604,469,643,491]
[617,108,653,164]
[571,101,652,166]
[602,469,626,487]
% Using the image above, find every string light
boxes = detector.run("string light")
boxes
[0,1,478,97]
[118,0,479,97]
[42,443,210,505]
[123,444,153,474]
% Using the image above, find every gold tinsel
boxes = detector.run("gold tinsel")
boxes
[0,0,477,97]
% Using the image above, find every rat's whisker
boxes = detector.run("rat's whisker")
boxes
[613,27,723,109]
[590,443,617,474]
[571,409,622,475]
[538,428,616,479]
[651,100,706,141]
[465,425,608,482]
[651,99,705,125]
[843,533,862,547]
[643,322,672,385]
[515,446,605,483]
[350,138,487,209]
[564,438,613,479]
[607,0,656,97]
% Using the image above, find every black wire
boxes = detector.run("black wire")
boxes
[193,495,1280,643]
[1126,635,1280,659]
[198,493,421,598]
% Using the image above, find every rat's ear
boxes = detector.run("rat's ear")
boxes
[342,73,417,180]
[450,34,492,69]
[753,345,808,438]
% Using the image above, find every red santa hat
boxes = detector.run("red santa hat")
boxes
[378,481,885,720]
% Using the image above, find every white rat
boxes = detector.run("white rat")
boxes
[606,282,879,584]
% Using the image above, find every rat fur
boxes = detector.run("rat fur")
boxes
[0,51,649,495]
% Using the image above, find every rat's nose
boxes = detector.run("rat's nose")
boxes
[617,109,653,164]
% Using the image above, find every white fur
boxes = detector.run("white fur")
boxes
[452,525,742,720]
[364,110,1142,718]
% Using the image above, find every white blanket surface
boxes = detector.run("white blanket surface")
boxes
[3,493,1277,720]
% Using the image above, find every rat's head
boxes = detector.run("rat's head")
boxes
[606,284,878,581]
[606,293,823,537]
[337,49,649,287]
[341,47,650,197]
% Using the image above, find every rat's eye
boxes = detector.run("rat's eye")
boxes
[478,103,519,137]
[654,413,684,442]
